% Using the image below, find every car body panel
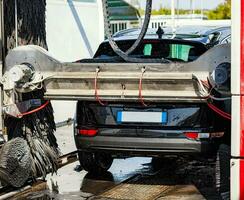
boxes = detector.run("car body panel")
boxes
[75,135,216,156]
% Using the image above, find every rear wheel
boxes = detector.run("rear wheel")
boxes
[151,157,165,171]
[215,144,230,199]
[78,151,113,174]
[151,156,177,171]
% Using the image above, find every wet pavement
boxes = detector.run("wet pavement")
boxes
[23,155,220,200]
[16,126,221,200]
[24,157,150,200]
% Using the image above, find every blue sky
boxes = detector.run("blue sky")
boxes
[138,0,226,10]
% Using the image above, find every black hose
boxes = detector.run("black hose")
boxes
[102,0,171,63]
[124,0,152,55]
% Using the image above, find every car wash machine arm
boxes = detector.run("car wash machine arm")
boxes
[1,43,230,117]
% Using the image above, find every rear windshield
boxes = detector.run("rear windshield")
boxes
[94,39,207,62]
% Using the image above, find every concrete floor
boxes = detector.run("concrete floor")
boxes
[55,125,76,155]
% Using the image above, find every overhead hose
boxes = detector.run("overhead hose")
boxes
[139,67,149,107]
[207,103,231,120]
[94,68,106,106]
[17,100,50,118]
[102,0,170,63]
[193,76,231,120]
[122,1,152,55]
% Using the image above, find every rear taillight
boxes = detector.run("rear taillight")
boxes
[184,132,210,140]
[78,129,98,136]
[184,132,198,140]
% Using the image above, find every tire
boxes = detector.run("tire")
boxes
[215,144,230,200]
[151,156,177,171]
[151,157,165,171]
[78,151,113,174]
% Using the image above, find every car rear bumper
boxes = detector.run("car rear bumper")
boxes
[75,135,215,156]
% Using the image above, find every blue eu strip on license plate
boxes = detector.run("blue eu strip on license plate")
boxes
[117,111,167,124]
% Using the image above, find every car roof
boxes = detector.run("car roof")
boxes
[111,26,230,44]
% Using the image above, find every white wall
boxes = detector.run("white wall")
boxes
[46,0,104,62]
[46,0,104,123]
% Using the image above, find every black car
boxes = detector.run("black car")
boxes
[112,26,231,46]
[74,26,231,173]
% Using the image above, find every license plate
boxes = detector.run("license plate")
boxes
[117,111,167,124]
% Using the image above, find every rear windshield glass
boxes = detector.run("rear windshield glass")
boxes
[94,39,207,62]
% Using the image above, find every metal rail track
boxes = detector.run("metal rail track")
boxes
[55,118,74,129]
[58,151,78,168]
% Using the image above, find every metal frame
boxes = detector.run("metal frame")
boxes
[2,44,230,105]
[231,0,243,199]
[0,0,4,138]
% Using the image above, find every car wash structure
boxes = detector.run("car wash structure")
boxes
[0,0,231,185]
[0,0,239,199]
[231,0,244,199]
